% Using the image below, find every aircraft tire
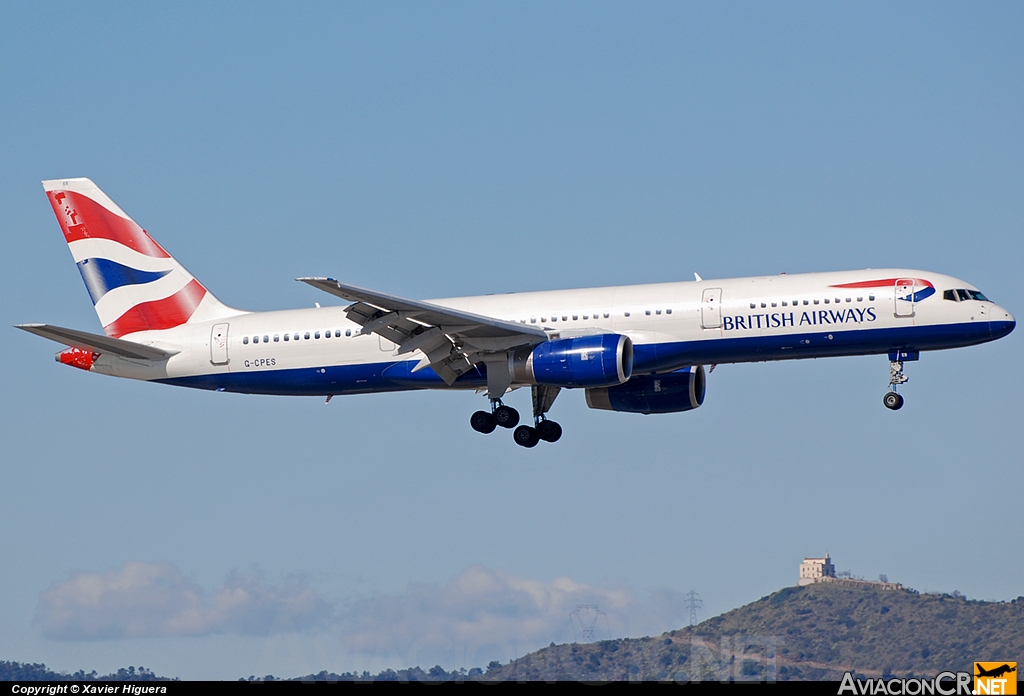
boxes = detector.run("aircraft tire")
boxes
[883,392,904,410]
[471,410,497,433]
[537,420,562,443]
[494,405,520,429]
[513,425,540,448]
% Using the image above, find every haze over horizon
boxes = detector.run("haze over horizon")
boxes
[1,2,1021,680]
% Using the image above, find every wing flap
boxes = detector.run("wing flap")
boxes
[298,277,547,390]
[16,323,177,360]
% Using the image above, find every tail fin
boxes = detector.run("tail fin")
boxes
[43,178,241,338]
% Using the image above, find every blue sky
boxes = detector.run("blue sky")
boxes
[1,2,1021,680]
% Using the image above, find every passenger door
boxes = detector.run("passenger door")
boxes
[894,279,915,317]
[210,323,230,365]
[701,288,722,329]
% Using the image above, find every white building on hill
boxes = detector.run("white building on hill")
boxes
[799,554,836,586]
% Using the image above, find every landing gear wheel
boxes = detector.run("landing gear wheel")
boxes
[536,419,562,443]
[493,405,520,429]
[883,392,904,410]
[470,410,497,433]
[513,425,540,448]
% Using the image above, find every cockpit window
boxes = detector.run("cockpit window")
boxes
[944,288,990,302]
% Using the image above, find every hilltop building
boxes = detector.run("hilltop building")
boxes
[798,554,903,591]
[799,554,836,586]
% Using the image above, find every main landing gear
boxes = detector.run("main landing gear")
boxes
[470,386,562,448]
[470,402,519,434]
[883,355,911,410]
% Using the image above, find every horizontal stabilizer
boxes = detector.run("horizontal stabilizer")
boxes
[15,323,177,360]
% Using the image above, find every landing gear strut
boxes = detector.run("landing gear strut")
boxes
[883,357,909,410]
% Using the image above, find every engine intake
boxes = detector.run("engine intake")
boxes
[514,334,633,388]
[585,365,706,414]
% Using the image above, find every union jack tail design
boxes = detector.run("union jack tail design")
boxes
[43,178,240,338]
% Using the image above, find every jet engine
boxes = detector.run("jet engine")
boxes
[585,365,705,414]
[513,334,633,388]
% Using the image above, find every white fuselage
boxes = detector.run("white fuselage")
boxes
[88,268,1015,397]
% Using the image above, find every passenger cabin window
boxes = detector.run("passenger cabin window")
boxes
[666,309,672,315]
[263,335,269,343]
[346,329,352,336]
[305,332,310,340]
[284,334,289,341]
[274,334,279,342]
[243,337,249,345]
[315,331,321,339]
[294,333,300,341]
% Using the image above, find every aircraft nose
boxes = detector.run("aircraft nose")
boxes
[990,306,1015,340]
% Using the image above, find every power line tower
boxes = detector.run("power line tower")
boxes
[570,605,609,643]
[685,590,703,627]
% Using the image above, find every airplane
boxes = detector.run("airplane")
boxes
[17,178,1016,448]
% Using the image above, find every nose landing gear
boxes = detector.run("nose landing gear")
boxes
[883,352,915,410]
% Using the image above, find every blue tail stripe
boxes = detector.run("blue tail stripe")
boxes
[76,258,172,304]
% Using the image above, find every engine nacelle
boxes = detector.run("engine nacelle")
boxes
[514,334,633,388]
[585,365,706,414]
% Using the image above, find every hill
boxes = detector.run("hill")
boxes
[485,583,1024,681]
[0,662,171,681]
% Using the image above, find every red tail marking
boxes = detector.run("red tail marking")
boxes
[103,279,207,338]
[46,190,171,259]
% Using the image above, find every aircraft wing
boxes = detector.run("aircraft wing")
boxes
[298,277,547,387]
[15,323,177,360]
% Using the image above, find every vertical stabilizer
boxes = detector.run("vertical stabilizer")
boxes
[42,178,242,338]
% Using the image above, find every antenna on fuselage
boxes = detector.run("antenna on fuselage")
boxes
[694,272,703,282]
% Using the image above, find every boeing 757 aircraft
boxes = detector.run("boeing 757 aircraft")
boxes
[17,178,1016,447]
